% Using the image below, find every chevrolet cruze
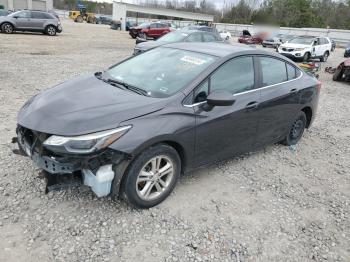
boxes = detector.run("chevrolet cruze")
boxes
[15,43,320,208]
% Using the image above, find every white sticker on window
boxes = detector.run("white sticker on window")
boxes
[180,56,207,65]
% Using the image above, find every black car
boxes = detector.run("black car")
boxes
[15,43,320,208]
[133,30,223,55]
[96,15,112,25]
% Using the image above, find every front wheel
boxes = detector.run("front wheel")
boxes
[281,111,307,146]
[1,23,14,34]
[122,144,181,208]
[45,25,56,36]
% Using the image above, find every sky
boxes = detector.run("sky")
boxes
[90,0,234,9]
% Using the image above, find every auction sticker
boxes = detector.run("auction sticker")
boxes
[180,56,207,65]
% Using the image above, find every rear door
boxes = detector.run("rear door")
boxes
[256,56,302,146]
[191,56,261,166]
[30,11,46,30]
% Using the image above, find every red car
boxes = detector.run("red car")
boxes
[129,22,171,39]
[238,30,265,45]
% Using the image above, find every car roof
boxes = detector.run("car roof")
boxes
[163,42,260,58]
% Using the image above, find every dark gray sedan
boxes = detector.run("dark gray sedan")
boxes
[15,43,320,208]
[133,30,223,55]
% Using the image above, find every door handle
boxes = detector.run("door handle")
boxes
[245,101,259,110]
[290,88,298,94]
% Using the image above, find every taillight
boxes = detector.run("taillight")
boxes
[316,81,322,92]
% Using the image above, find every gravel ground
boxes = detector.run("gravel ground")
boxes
[0,20,349,262]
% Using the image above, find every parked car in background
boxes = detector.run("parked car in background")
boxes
[344,43,350,57]
[278,36,332,62]
[0,9,9,16]
[15,42,320,208]
[133,30,223,55]
[96,15,112,25]
[219,30,231,40]
[238,30,266,45]
[0,10,62,36]
[183,25,220,38]
[262,34,296,48]
[126,21,137,31]
[129,22,171,39]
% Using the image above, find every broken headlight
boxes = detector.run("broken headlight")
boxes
[43,126,131,154]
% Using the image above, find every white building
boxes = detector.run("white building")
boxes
[0,0,53,11]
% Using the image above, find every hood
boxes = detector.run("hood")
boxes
[136,41,165,51]
[280,43,310,49]
[18,75,167,136]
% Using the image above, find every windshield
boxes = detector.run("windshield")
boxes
[106,47,217,98]
[289,37,314,45]
[8,11,21,17]
[138,22,150,28]
[157,31,188,42]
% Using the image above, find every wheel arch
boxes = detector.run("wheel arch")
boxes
[301,106,312,128]
[0,21,15,30]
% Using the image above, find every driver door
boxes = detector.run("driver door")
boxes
[13,11,31,29]
[191,56,261,167]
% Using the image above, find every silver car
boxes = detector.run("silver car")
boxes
[0,10,62,36]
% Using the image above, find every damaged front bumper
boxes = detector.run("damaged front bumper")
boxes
[13,125,130,197]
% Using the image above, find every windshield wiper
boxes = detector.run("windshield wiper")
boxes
[106,78,150,97]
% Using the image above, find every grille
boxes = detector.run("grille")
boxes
[17,125,50,155]
[282,48,294,52]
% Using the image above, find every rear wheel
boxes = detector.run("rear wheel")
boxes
[281,112,307,146]
[303,52,310,62]
[122,144,181,208]
[1,23,14,34]
[45,25,56,36]
[320,51,329,62]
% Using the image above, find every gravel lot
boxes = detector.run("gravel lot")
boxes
[0,20,349,262]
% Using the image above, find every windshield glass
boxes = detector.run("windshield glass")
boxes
[138,22,150,28]
[157,31,188,42]
[106,47,217,98]
[8,11,21,17]
[289,37,314,45]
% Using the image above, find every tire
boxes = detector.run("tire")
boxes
[320,51,329,62]
[1,22,14,34]
[45,25,56,36]
[122,144,181,209]
[281,111,307,146]
[76,16,83,23]
[332,67,343,81]
[302,52,310,62]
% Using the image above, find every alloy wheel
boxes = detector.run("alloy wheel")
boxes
[4,24,13,33]
[47,27,56,36]
[290,119,305,140]
[136,155,174,201]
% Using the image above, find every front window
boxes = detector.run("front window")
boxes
[106,47,217,98]
[288,37,314,45]
[157,31,188,42]
[9,11,30,18]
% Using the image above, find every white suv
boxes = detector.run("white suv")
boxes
[278,36,332,62]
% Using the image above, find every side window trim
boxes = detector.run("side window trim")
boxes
[256,55,303,89]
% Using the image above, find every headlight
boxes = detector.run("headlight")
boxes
[43,126,131,154]
[294,48,305,51]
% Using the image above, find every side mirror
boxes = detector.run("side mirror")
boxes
[313,40,318,46]
[207,90,235,107]
[13,15,18,19]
